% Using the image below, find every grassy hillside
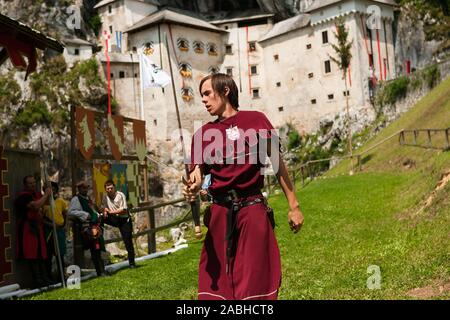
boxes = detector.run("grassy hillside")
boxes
[30,78,450,300]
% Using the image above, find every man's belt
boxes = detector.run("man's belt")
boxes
[212,190,264,274]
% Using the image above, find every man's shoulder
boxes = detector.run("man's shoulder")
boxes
[116,191,126,198]
[238,110,268,121]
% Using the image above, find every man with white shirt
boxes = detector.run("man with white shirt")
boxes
[101,180,136,268]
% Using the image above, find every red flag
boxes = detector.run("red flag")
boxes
[75,107,95,160]
[108,114,124,161]
[133,119,147,161]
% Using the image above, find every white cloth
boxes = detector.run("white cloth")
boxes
[101,191,128,217]
[140,53,171,89]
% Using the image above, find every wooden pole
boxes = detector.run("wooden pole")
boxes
[164,31,202,239]
[70,105,85,269]
[301,166,305,187]
[445,128,449,150]
[147,208,156,254]
[427,130,432,147]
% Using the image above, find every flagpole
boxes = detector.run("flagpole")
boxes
[139,49,145,121]
[104,31,112,115]
[40,138,66,288]
[164,33,202,239]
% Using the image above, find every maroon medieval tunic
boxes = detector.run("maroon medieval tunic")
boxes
[15,191,47,260]
[191,110,281,300]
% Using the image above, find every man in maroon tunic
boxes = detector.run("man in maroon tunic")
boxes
[15,175,53,288]
[183,73,304,300]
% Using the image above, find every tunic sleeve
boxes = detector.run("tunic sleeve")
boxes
[257,112,282,155]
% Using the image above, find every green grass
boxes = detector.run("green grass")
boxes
[30,171,449,300]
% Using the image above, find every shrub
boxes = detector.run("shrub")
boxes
[13,100,53,128]
[422,64,441,89]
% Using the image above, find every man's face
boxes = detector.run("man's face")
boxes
[105,184,116,197]
[24,177,36,192]
[78,185,88,196]
[201,79,226,116]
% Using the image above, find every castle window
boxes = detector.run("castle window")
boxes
[324,60,331,73]
[225,44,233,54]
[250,65,258,75]
[119,71,125,78]
[207,43,218,56]
[226,68,233,77]
[181,87,193,102]
[322,31,328,44]
[274,54,279,61]
[177,38,189,51]
[208,66,219,74]
[343,90,350,96]
[278,106,284,112]
[249,42,256,52]
[252,89,260,98]
[108,5,112,14]
[276,82,281,87]
[311,99,317,104]
[193,41,204,54]
[308,72,314,78]
[328,94,334,100]
[179,62,192,78]
[109,25,113,34]
[74,48,80,55]
[306,44,312,49]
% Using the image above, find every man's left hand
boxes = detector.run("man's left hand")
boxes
[288,207,304,233]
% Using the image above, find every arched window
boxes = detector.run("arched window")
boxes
[208,66,219,74]
[181,87,194,102]
[193,41,204,54]
[207,43,218,56]
[143,41,154,55]
[177,38,189,51]
[179,62,192,78]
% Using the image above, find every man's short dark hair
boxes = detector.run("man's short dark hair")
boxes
[199,73,239,110]
[104,180,115,188]
[22,175,34,185]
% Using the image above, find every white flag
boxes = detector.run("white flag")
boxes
[140,53,171,88]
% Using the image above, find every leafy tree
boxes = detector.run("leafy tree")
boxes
[330,17,354,172]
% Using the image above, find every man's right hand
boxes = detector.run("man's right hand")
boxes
[182,166,202,203]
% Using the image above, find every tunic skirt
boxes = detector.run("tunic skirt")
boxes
[198,197,281,300]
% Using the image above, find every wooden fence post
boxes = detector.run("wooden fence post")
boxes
[399,131,405,145]
[147,208,156,254]
[72,221,85,268]
[445,129,449,150]
[427,130,432,147]
[357,155,362,172]
[413,130,418,145]
[301,166,305,187]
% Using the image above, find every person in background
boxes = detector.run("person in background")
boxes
[101,180,136,268]
[68,181,106,276]
[15,175,54,288]
[42,181,68,283]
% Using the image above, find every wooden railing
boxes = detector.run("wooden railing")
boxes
[399,127,450,150]
[103,198,201,252]
[265,127,449,192]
